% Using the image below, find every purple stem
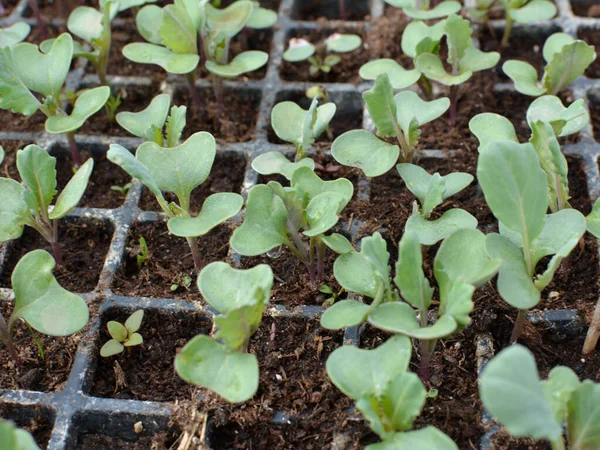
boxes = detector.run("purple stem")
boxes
[27,0,48,40]
[0,314,19,367]
[509,309,527,344]
[66,132,83,168]
[186,71,201,112]
[338,0,346,19]
[419,340,435,382]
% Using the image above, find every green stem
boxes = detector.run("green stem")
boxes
[501,15,513,48]
[25,322,45,360]
[551,437,566,450]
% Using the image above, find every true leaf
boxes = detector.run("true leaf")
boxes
[526,96,588,137]
[542,40,596,95]
[17,145,57,210]
[125,310,144,334]
[394,232,433,311]
[49,158,94,219]
[0,178,31,241]
[567,381,600,449]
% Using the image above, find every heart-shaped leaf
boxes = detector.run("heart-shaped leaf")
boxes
[206,0,253,39]
[542,33,575,64]
[320,300,370,330]
[67,6,104,43]
[251,151,315,181]
[123,42,199,74]
[368,303,457,339]
[116,94,170,139]
[271,100,336,149]
[359,59,421,89]
[320,233,354,254]
[0,22,31,48]
[247,4,277,28]
[46,86,110,134]
[401,20,446,59]
[49,158,94,219]
[510,0,556,23]
[283,38,315,62]
[397,164,473,207]
[332,130,399,177]
[394,91,450,134]
[526,96,588,137]
[136,4,164,44]
[0,47,41,115]
[365,427,458,450]
[503,60,546,96]
[206,50,268,77]
[292,166,353,209]
[404,209,478,246]
[415,53,472,86]
[469,113,519,151]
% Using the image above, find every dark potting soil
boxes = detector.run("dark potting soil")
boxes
[366,7,411,65]
[0,219,112,293]
[592,102,600,143]
[0,139,35,180]
[90,309,211,402]
[112,221,232,300]
[571,0,600,17]
[279,27,369,84]
[174,87,261,143]
[208,317,357,450]
[138,153,247,214]
[30,0,93,18]
[25,23,67,43]
[75,431,180,450]
[290,0,370,21]
[0,0,19,17]
[0,302,81,392]
[0,108,47,134]
[0,404,53,449]
[579,28,600,78]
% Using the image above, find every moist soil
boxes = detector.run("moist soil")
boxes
[579,28,600,79]
[138,152,247,214]
[0,108,47,134]
[291,0,370,21]
[280,27,369,84]
[0,302,81,392]
[174,87,261,143]
[366,7,411,65]
[0,219,112,293]
[0,404,53,449]
[112,221,232,300]
[1,0,20,16]
[90,309,211,402]
[571,0,600,17]
[75,431,180,450]
[208,317,356,450]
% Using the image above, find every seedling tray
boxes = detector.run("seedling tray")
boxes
[1,0,600,448]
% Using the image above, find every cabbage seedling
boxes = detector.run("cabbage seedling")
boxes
[397,163,477,245]
[480,344,600,450]
[0,419,41,450]
[107,133,243,271]
[271,97,336,161]
[415,14,500,126]
[321,230,500,380]
[477,140,586,343]
[100,310,144,357]
[0,145,94,265]
[0,22,31,48]
[175,262,273,403]
[0,33,110,167]
[383,0,461,19]
[0,250,90,366]
[503,33,596,96]
[332,73,449,176]
[326,336,459,449]
[283,33,362,77]
[136,236,149,269]
[231,162,353,283]
[306,85,334,140]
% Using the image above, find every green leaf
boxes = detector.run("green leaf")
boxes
[0,46,41,115]
[394,232,433,311]
[291,166,353,209]
[197,261,273,313]
[404,209,478,246]
[326,335,412,400]
[271,100,336,149]
[0,23,31,48]
[247,4,277,28]
[359,59,421,90]
[479,344,563,441]
[0,178,30,241]
[527,96,588,137]
[67,6,104,43]
[116,94,170,140]
[587,198,600,239]
[440,278,475,328]
[401,20,446,59]
[215,301,265,349]
[230,184,290,256]
[396,163,472,206]
[11,250,89,336]
[205,0,253,40]
[17,144,57,211]
[125,332,143,347]
[510,0,556,23]
[325,33,362,53]
[167,192,243,237]
[567,381,600,449]
[503,60,546,96]
[459,46,500,73]
[445,14,472,68]
[468,113,519,151]
[125,310,144,334]
[118,0,158,12]
[542,366,580,424]
[0,421,41,450]
[369,302,458,339]
[136,131,216,203]
[415,53,472,86]
[108,321,128,342]
[363,73,398,138]
[320,233,354,254]
[123,43,199,74]
[283,38,315,62]
[0,146,3,165]
[378,372,426,432]
[403,1,461,19]
[136,4,163,44]
[542,40,597,95]
[332,130,399,177]
[49,158,94,219]
[251,151,315,181]
[46,86,110,134]
[320,300,370,330]
[206,50,268,78]
[175,335,258,403]
[542,33,575,64]
[415,172,443,217]
[304,192,345,237]
[365,427,458,450]
[394,91,450,136]
[160,0,198,55]
[165,105,186,147]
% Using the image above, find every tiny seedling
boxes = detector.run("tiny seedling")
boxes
[110,182,132,197]
[0,420,41,450]
[480,344,600,450]
[321,229,500,379]
[136,236,149,269]
[283,33,362,77]
[175,262,273,403]
[397,163,477,245]
[170,274,193,292]
[104,93,122,122]
[332,73,449,175]
[0,33,110,166]
[232,161,354,283]
[415,14,500,126]
[0,250,89,366]
[383,0,461,19]
[100,310,144,357]
[306,85,334,140]
[326,335,459,449]
[477,140,586,343]
[0,22,31,48]
[0,145,94,265]
[271,97,336,161]
[503,33,596,96]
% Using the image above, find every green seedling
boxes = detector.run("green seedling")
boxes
[210,0,277,28]
[170,274,193,292]
[231,162,354,283]
[321,230,500,380]
[104,93,121,122]
[477,140,586,343]
[271,97,336,161]
[415,14,500,126]
[136,236,149,269]
[480,344,600,450]
[306,85,334,140]
[0,33,109,167]
[326,336,459,449]
[283,33,362,77]
[319,283,343,307]
[360,19,445,97]
[0,22,31,48]
[332,74,449,175]
[0,145,94,265]
[110,182,132,197]
[503,33,596,96]
[383,0,461,19]
[0,250,89,366]
[397,163,477,245]
[100,310,144,357]
[107,133,243,271]
[175,262,273,403]
[0,420,41,450]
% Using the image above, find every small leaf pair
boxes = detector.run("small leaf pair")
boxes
[100,310,144,357]
[384,0,461,20]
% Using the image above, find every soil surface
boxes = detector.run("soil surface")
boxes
[75,431,180,450]
[571,0,600,17]
[291,0,370,21]
[579,28,600,79]
[0,303,81,392]
[112,221,232,300]
[0,0,19,16]
[91,309,211,402]
[0,219,111,292]
[592,102,600,143]
[0,404,53,449]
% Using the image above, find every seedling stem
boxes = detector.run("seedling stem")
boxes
[66,132,83,168]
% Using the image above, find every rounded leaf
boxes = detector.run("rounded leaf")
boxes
[283,38,315,62]
[251,151,315,181]
[46,86,110,134]
[108,321,128,342]
[100,339,125,357]
[542,32,574,64]
[206,0,254,39]
[206,50,268,78]
[247,6,277,28]
[123,43,199,74]
[0,22,31,48]
[332,130,399,177]
[510,0,556,24]
[502,60,546,96]
[468,113,518,151]
[136,4,163,44]
[116,94,170,139]
[320,300,370,330]
[325,33,362,53]
[124,332,143,347]
[67,6,104,43]
[359,59,421,89]
[403,1,461,19]
[125,310,144,333]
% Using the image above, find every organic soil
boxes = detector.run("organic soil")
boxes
[138,152,247,214]
[0,302,81,392]
[174,87,261,143]
[279,27,369,84]
[112,221,232,300]
[208,317,358,449]
[571,0,600,17]
[90,309,211,402]
[0,139,36,180]
[75,431,180,450]
[0,404,53,449]
[291,0,370,21]
[366,7,411,64]
[0,108,47,134]
[579,28,600,79]
[1,0,19,16]
[593,102,600,143]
